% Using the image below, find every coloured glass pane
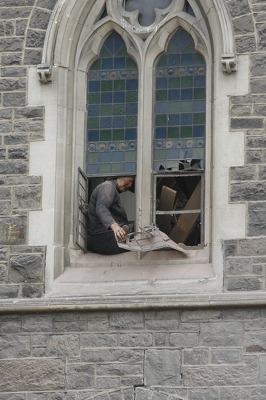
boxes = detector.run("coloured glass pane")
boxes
[154,28,206,171]
[87,31,138,176]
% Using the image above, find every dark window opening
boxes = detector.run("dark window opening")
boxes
[154,171,203,247]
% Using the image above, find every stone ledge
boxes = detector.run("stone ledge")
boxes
[1,292,266,314]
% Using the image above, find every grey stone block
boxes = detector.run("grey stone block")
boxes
[7,176,41,185]
[232,14,254,34]
[0,78,26,91]
[0,359,65,391]
[210,348,241,364]
[0,216,27,245]
[96,377,121,390]
[9,254,43,283]
[218,387,251,400]
[188,387,220,400]
[24,49,42,65]
[239,238,266,256]
[0,394,25,400]
[245,330,266,352]
[110,311,144,330]
[0,335,31,359]
[0,148,6,160]
[97,363,142,379]
[200,322,243,346]
[230,117,264,129]
[81,333,118,347]
[1,67,27,78]
[30,8,52,29]
[144,349,181,386]
[182,348,209,365]
[81,349,144,364]
[1,53,22,66]
[0,161,28,175]
[119,333,153,347]
[231,165,256,181]
[12,186,41,210]
[0,187,11,200]
[0,0,34,5]
[0,247,8,261]
[53,320,87,332]
[15,106,44,119]
[258,23,266,50]
[230,181,266,202]
[1,7,31,19]
[3,92,26,107]
[248,202,266,236]
[22,284,43,298]
[0,285,19,298]
[236,35,256,53]
[26,29,46,47]
[251,386,266,400]
[226,277,263,291]
[66,363,95,389]
[0,121,12,133]
[4,134,28,145]
[0,38,23,52]
[22,315,53,332]
[8,147,28,160]
[0,263,8,282]
[16,19,28,36]
[227,0,250,17]
[181,309,222,321]
[169,332,199,348]
[145,310,179,330]
[251,79,266,94]
[0,109,12,120]
[182,364,257,387]
[47,334,80,358]
[14,120,43,132]
[225,257,251,275]
[37,0,58,10]
[246,150,262,163]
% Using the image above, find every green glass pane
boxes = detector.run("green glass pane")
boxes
[88,93,100,104]
[126,57,137,68]
[181,76,193,88]
[168,102,181,113]
[101,81,113,91]
[113,104,125,115]
[156,90,167,101]
[111,163,124,173]
[117,47,127,57]
[169,77,180,88]
[99,47,112,58]
[100,130,112,141]
[193,113,205,124]
[194,53,205,65]
[180,126,192,137]
[181,101,193,112]
[99,164,111,173]
[90,59,101,70]
[126,91,138,102]
[192,148,204,158]
[168,127,180,138]
[126,116,137,127]
[125,151,136,161]
[88,118,99,129]
[183,43,195,53]
[101,105,112,116]
[194,88,205,99]
[155,150,166,160]
[87,153,99,163]
[156,114,167,126]
[113,129,125,140]
[157,56,167,67]
[114,80,125,91]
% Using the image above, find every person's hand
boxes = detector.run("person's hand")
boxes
[110,223,127,242]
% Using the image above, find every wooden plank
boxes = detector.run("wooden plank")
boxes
[169,181,201,243]
[156,185,176,234]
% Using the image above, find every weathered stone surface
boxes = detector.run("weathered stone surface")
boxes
[4,135,28,145]
[145,310,179,330]
[230,117,264,129]
[0,21,14,36]
[0,78,26,91]
[0,201,10,216]
[0,263,8,282]
[29,8,52,29]
[1,68,27,78]
[0,359,65,391]
[96,363,142,379]
[22,284,43,298]
[225,257,251,275]
[66,363,95,389]
[248,202,266,236]
[9,254,43,283]
[16,19,28,36]
[47,334,80,358]
[258,23,266,50]
[81,349,143,363]
[22,315,53,332]
[144,349,181,386]
[12,186,41,210]
[14,120,43,133]
[23,49,42,65]
[181,309,222,321]
[1,7,31,19]
[236,35,256,53]
[8,147,28,160]
[200,322,243,346]
[37,0,58,10]
[0,121,12,133]
[246,149,262,163]
[1,53,22,66]
[226,277,263,291]
[239,238,266,256]
[227,0,250,17]
[26,29,46,48]
[80,333,118,347]
[3,92,26,107]
[0,38,23,52]
[182,365,257,386]
[7,176,40,185]
[250,79,266,94]
[169,332,199,348]
[0,335,31,359]
[0,217,27,245]
[0,285,19,298]
[232,14,254,34]
[182,348,209,365]
[210,349,241,364]
[15,107,44,119]
[0,247,8,261]
[110,311,144,330]
[231,181,266,201]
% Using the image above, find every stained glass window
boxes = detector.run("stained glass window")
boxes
[154,28,206,171]
[87,31,138,176]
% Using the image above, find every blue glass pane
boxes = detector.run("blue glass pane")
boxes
[87,31,138,176]
[154,28,206,171]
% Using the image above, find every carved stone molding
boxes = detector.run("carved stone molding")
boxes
[221,53,237,74]
[37,63,52,83]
